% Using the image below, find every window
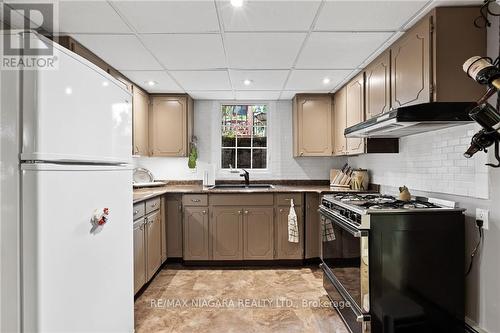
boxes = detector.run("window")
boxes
[221,104,267,169]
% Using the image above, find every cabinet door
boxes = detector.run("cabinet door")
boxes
[146,210,162,280]
[305,193,320,259]
[346,73,365,155]
[166,195,183,257]
[150,96,188,157]
[160,197,167,263]
[276,206,304,259]
[211,207,243,260]
[243,207,274,260]
[133,219,146,294]
[132,86,149,156]
[183,207,209,260]
[333,87,347,156]
[365,50,391,119]
[295,95,332,156]
[391,17,431,108]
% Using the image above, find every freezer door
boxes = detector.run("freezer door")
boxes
[21,163,134,333]
[21,34,132,163]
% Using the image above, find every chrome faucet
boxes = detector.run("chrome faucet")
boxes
[240,169,249,187]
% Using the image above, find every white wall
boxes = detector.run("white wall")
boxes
[134,100,347,181]
[349,123,489,199]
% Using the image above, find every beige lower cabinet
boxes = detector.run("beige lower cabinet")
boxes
[276,206,304,259]
[275,194,304,260]
[243,207,274,260]
[183,207,210,260]
[211,206,243,260]
[166,194,183,257]
[133,218,146,294]
[145,210,162,280]
[305,193,321,259]
[160,197,167,263]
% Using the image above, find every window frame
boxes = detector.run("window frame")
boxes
[219,102,269,171]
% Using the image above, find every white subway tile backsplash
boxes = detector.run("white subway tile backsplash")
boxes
[349,123,489,199]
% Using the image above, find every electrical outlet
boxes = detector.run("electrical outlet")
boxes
[476,208,489,230]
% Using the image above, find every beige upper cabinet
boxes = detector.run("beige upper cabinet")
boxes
[211,207,243,260]
[132,86,149,156]
[243,207,274,260]
[390,17,431,108]
[365,50,391,119]
[150,95,193,157]
[293,94,333,157]
[345,73,365,155]
[333,87,347,156]
[183,207,209,261]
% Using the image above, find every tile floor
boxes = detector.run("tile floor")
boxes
[135,265,349,333]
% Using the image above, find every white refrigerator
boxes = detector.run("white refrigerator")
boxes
[1,32,134,332]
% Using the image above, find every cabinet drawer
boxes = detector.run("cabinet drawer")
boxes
[133,202,146,220]
[182,194,208,206]
[276,193,303,206]
[145,197,161,214]
[210,194,274,206]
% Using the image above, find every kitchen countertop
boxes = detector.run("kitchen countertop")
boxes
[133,183,378,203]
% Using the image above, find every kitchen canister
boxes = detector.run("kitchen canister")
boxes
[350,169,369,190]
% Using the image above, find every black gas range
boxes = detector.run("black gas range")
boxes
[319,193,466,333]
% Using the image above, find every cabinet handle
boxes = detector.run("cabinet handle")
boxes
[151,203,157,207]
[202,210,207,215]
[300,152,304,156]
[238,210,242,215]
[279,208,284,213]
[134,210,139,214]
[178,205,182,211]
[191,199,201,202]
[244,210,249,215]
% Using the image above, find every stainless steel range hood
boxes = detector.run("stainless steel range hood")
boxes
[345,102,476,138]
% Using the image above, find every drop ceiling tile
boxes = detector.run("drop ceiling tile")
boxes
[113,1,219,33]
[170,70,231,91]
[219,0,320,32]
[71,34,161,70]
[225,32,306,69]
[140,34,226,70]
[229,70,289,90]
[296,32,393,69]
[121,70,183,93]
[285,70,352,91]
[234,91,281,100]
[279,91,299,100]
[54,1,131,34]
[187,91,235,100]
[314,1,428,31]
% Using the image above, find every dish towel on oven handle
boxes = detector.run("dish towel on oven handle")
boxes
[288,199,299,243]
[322,215,336,242]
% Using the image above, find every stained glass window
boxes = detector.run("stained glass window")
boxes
[221,104,267,169]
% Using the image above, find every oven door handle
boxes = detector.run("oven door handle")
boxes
[319,208,367,238]
[320,263,371,323]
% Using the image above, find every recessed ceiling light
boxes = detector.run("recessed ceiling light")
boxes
[243,79,253,86]
[322,78,331,85]
[102,81,109,87]
[231,0,243,8]
[64,87,72,95]
[146,80,157,87]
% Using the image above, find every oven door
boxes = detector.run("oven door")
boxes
[320,207,370,333]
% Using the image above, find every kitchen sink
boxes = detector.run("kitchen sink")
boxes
[208,184,274,190]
